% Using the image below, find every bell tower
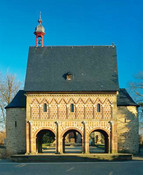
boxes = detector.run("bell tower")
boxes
[34,12,45,47]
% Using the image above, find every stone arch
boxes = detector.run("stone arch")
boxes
[36,128,56,153]
[62,128,83,153]
[34,127,56,138]
[61,127,83,138]
[89,127,110,137]
[88,128,109,153]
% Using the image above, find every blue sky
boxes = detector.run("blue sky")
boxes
[0,0,143,90]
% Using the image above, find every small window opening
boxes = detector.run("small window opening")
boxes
[44,103,47,112]
[71,104,74,112]
[15,121,17,127]
[66,73,72,80]
[97,104,101,112]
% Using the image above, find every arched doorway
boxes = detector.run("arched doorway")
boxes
[63,129,82,153]
[89,129,109,153]
[36,129,56,153]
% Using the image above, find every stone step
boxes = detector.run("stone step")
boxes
[11,153,132,162]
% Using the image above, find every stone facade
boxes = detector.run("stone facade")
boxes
[117,106,139,154]
[6,108,26,155]
[6,93,139,155]
[25,92,118,154]
[6,16,139,156]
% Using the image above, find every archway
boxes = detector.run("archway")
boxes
[63,129,82,153]
[36,129,56,153]
[89,129,109,153]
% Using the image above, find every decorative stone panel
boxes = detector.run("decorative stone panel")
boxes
[32,121,57,137]
[25,93,120,154]
[28,94,114,121]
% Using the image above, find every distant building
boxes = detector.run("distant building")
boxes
[6,14,139,155]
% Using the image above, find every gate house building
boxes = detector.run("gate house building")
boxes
[6,15,139,155]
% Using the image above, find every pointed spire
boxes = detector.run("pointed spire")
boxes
[39,11,41,19]
[34,12,45,47]
[38,11,42,24]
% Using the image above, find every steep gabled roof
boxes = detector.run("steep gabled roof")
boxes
[117,88,137,106]
[24,46,119,92]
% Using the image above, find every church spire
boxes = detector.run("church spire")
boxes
[34,12,45,47]
[38,11,42,24]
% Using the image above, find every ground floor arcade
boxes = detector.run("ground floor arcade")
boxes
[26,120,118,154]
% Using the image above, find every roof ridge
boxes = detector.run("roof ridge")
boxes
[29,45,116,48]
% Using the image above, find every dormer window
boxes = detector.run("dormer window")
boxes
[66,73,72,80]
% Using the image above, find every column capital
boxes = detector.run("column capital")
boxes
[55,121,61,125]
[55,121,58,125]
[110,104,114,107]
[81,121,86,125]
[29,120,33,124]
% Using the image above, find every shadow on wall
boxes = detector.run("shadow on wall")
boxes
[117,106,139,154]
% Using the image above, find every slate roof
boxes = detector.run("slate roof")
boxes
[24,46,119,92]
[5,89,137,108]
[5,90,26,108]
[117,88,137,106]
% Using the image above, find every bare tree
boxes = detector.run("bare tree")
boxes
[130,72,143,105]
[130,72,143,144]
[0,71,21,129]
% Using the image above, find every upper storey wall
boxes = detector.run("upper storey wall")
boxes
[26,93,117,121]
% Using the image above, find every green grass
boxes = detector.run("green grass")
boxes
[96,144,105,149]
[42,143,56,148]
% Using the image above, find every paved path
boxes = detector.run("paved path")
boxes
[43,146,104,153]
[0,160,143,175]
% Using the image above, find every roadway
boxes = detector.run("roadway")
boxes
[0,159,143,175]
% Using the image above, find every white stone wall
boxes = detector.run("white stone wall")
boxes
[6,108,26,155]
[117,106,139,154]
